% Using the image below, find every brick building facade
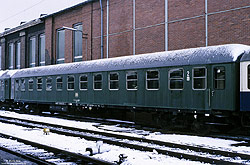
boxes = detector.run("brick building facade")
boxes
[0,0,250,70]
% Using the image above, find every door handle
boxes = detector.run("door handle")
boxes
[211,90,215,97]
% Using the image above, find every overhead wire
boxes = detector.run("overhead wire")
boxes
[0,0,47,24]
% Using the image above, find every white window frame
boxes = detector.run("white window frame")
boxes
[46,77,52,91]
[93,73,102,91]
[67,75,75,91]
[56,76,63,91]
[28,78,34,91]
[126,71,138,90]
[109,72,119,91]
[168,68,184,90]
[79,74,88,91]
[15,79,19,91]
[21,78,25,91]
[37,77,43,91]
[146,70,160,90]
[192,67,207,90]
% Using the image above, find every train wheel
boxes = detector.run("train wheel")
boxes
[241,113,250,127]
[192,119,211,135]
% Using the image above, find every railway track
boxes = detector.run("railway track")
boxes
[41,113,250,142]
[0,115,249,164]
[0,133,114,165]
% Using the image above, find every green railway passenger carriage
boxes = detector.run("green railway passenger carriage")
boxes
[2,44,250,129]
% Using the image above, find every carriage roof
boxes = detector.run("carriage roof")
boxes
[11,44,250,78]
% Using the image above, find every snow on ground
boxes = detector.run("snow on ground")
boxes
[0,111,204,164]
[0,110,249,164]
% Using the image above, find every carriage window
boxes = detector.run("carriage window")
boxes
[169,68,184,90]
[109,72,119,90]
[94,73,102,90]
[56,76,63,91]
[15,79,19,91]
[46,77,52,91]
[67,75,75,90]
[146,70,159,90]
[193,67,206,90]
[248,65,250,89]
[37,77,42,91]
[80,74,88,90]
[28,78,34,91]
[126,71,138,90]
[214,67,225,90]
[0,81,3,91]
[21,79,25,91]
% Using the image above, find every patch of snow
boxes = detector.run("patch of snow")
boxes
[0,119,204,164]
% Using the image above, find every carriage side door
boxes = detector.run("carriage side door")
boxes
[210,65,231,110]
[192,67,210,110]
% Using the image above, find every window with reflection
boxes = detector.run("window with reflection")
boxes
[28,78,34,91]
[94,73,102,90]
[15,79,19,91]
[67,75,75,90]
[37,77,43,91]
[193,67,206,90]
[80,74,87,90]
[146,70,159,90]
[73,24,83,62]
[56,76,63,91]
[8,43,14,70]
[15,42,21,69]
[21,79,25,91]
[109,72,119,90]
[39,34,45,66]
[169,68,184,90]
[56,29,65,64]
[46,77,52,91]
[29,37,36,68]
[214,67,225,90]
[126,71,138,90]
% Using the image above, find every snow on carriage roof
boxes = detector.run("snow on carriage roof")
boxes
[0,70,18,79]
[11,44,250,78]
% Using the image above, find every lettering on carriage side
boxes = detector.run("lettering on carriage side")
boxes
[186,71,190,81]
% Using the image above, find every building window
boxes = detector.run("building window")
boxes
[67,75,74,90]
[8,43,14,70]
[29,37,36,68]
[126,71,138,90]
[46,77,52,91]
[73,24,83,62]
[28,78,34,91]
[146,70,159,90]
[109,72,119,90]
[21,79,25,91]
[193,67,206,90]
[0,45,2,70]
[214,67,225,90]
[39,34,45,66]
[94,73,102,90]
[169,68,184,90]
[80,74,87,90]
[56,29,65,64]
[37,77,42,91]
[15,42,21,69]
[56,76,63,91]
